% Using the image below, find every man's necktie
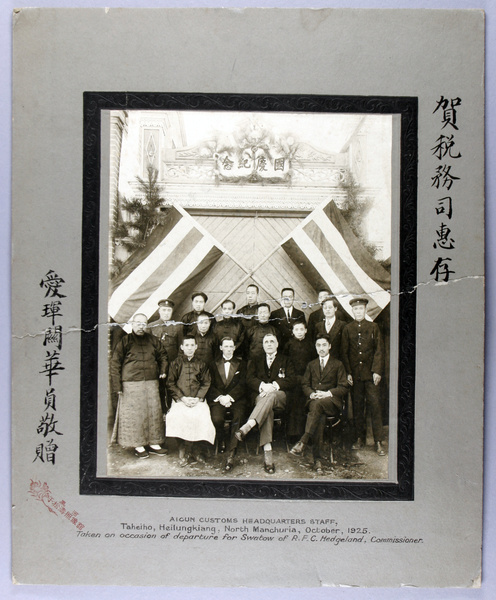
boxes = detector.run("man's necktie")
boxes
[320,358,325,373]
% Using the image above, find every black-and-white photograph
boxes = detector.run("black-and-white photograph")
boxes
[104,108,398,483]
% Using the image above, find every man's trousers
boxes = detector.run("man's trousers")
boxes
[352,380,383,443]
[248,390,286,447]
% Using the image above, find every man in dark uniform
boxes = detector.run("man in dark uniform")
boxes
[181,292,214,336]
[191,313,217,366]
[208,337,247,472]
[270,287,306,349]
[244,303,279,362]
[306,288,331,341]
[283,321,317,440]
[148,299,182,361]
[147,298,182,413]
[235,334,296,474]
[342,297,386,455]
[290,333,348,472]
[236,284,260,330]
[212,299,245,357]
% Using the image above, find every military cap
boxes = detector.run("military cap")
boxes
[349,296,369,307]
[191,292,208,303]
[158,299,175,308]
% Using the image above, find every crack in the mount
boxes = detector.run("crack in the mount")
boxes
[11,274,484,340]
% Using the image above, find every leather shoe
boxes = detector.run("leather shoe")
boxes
[264,462,275,474]
[289,441,306,456]
[134,448,149,459]
[179,454,197,467]
[351,438,363,450]
[376,441,386,456]
[224,456,235,472]
[234,429,245,442]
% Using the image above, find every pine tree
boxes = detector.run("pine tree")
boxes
[111,166,169,278]
[339,172,378,258]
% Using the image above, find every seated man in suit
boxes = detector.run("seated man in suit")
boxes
[235,334,296,474]
[290,333,348,473]
[270,287,306,349]
[208,337,247,472]
[314,297,346,361]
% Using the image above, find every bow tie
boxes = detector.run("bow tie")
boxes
[223,359,231,363]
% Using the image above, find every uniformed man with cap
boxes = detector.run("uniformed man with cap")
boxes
[181,292,214,336]
[148,299,183,362]
[147,298,183,413]
[342,296,386,456]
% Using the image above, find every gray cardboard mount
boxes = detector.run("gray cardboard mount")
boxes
[11,8,484,587]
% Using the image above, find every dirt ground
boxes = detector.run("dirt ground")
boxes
[107,425,389,481]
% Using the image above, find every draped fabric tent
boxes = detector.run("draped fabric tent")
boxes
[108,204,225,328]
[280,200,391,321]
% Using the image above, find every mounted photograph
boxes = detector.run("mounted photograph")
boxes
[90,101,411,494]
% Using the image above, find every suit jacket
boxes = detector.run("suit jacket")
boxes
[270,306,306,347]
[246,352,296,397]
[244,322,280,361]
[207,357,246,404]
[301,356,348,410]
[307,307,324,340]
[342,319,384,381]
[314,318,346,361]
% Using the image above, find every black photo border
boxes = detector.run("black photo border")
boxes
[81,92,417,500]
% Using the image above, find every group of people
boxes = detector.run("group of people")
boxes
[110,284,387,475]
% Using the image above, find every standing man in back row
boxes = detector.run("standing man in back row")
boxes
[307,288,332,341]
[270,287,306,349]
[237,284,260,330]
[342,297,386,456]
[181,292,214,336]
[148,298,182,413]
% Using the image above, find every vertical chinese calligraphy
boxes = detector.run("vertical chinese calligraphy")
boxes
[35,270,66,464]
[430,97,462,282]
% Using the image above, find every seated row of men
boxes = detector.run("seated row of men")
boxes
[110,286,386,475]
